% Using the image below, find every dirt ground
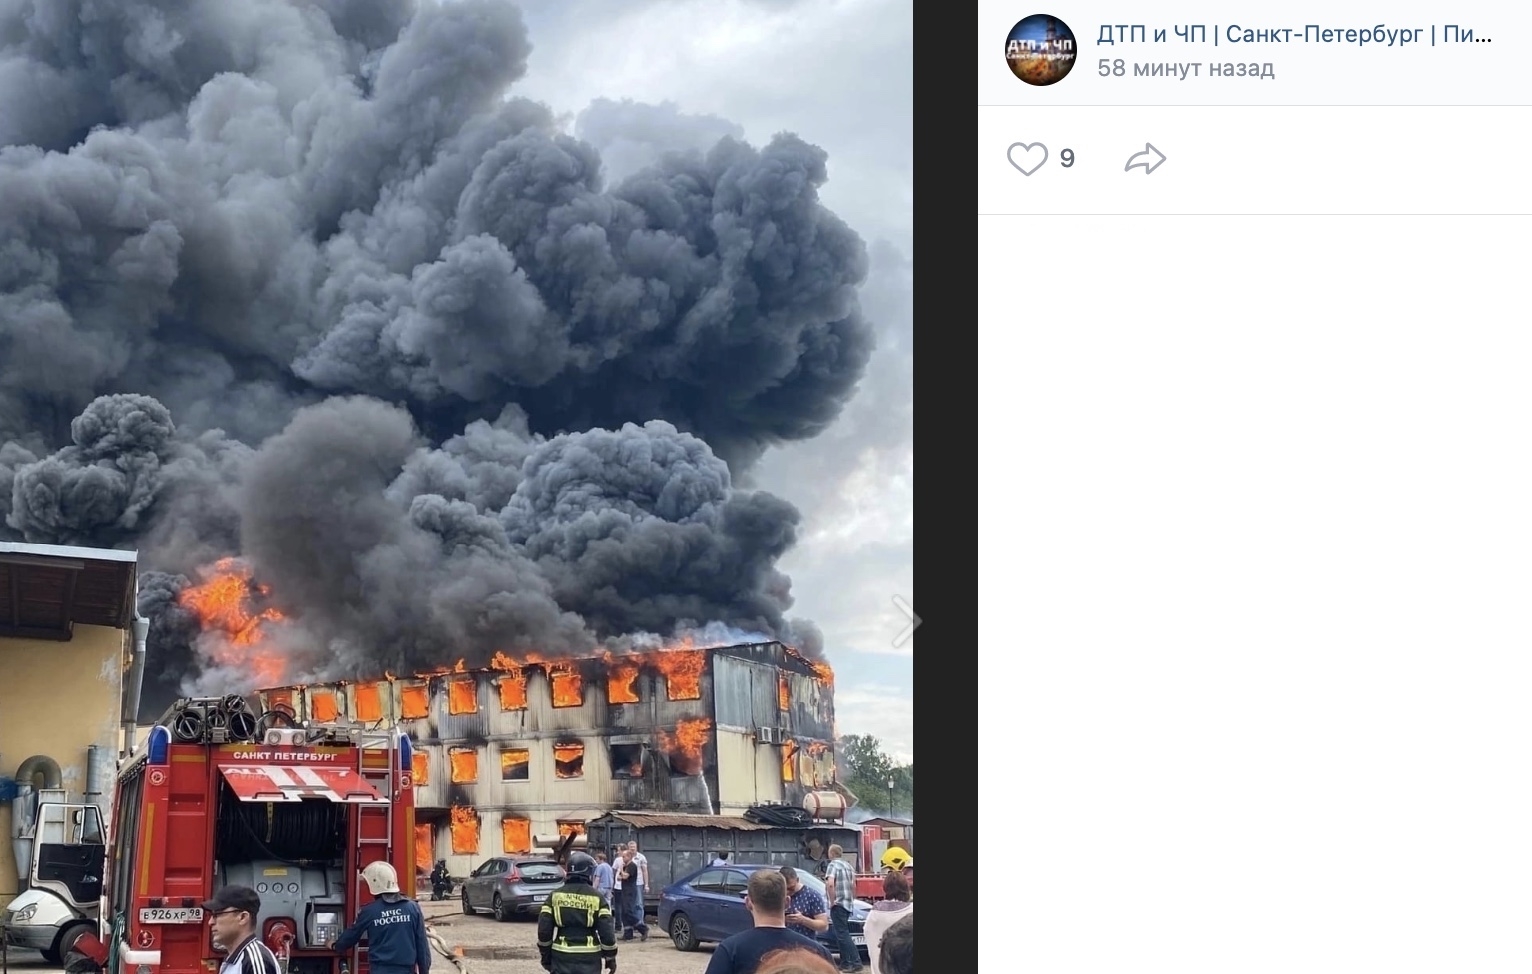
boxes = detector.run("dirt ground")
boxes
[421,897,713,974]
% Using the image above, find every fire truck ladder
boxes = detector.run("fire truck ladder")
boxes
[350,727,398,974]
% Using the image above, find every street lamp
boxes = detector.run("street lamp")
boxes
[886,778,895,818]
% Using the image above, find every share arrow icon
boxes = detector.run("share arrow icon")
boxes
[1124,143,1167,174]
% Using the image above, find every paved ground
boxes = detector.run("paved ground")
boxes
[421,897,713,974]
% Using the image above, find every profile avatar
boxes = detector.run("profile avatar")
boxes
[1006,15,1077,86]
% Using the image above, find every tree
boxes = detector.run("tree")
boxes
[837,734,914,816]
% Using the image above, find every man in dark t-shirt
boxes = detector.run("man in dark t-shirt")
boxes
[704,869,833,974]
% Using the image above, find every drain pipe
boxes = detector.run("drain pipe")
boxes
[121,574,151,757]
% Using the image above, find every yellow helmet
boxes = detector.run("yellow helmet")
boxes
[362,861,401,895]
[880,847,912,871]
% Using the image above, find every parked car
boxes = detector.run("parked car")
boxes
[460,856,566,920]
[658,864,872,962]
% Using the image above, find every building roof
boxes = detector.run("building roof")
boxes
[0,542,140,638]
[858,816,913,827]
[590,810,775,831]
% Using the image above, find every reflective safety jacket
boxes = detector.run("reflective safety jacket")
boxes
[537,881,618,972]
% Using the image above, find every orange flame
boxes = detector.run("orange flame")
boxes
[651,640,705,700]
[311,691,339,723]
[777,672,790,711]
[499,748,530,781]
[605,654,640,704]
[415,823,433,872]
[449,806,479,854]
[354,683,383,722]
[177,558,287,686]
[453,658,468,672]
[497,668,528,710]
[557,821,586,838]
[545,662,583,707]
[659,717,712,775]
[449,747,478,783]
[412,752,429,785]
[554,743,585,779]
[448,677,478,714]
[400,683,430,719]
[502,816,531,854]
[781,738,798,782]
[488,651,519,671]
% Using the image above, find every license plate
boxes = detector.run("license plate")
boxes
[532,895,547,902]
[140,907,204,924]
[851,935,865,946]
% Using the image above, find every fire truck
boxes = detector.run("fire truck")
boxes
[80,696,416,974]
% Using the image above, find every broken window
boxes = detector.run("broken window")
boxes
[449,747,479,784]
[607,660,640,704]
[781,740,798,783]
[548,664,584,707]
[557,821,586,839]
[777,672,790,711]
[501,816,531,854]
[610,743,646,779]
[450,806,479,854]
[400,683,430,720]
[554,742,585,779]
[414,823,434,873]
[500,748,530,782]
[354,683,383,722]
[448,677,478,714]
[412,752,430,786]
[658,650,704,700]
[498,669,528,710]
[310,690,339,723]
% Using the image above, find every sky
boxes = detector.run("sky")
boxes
[509,0,915,762]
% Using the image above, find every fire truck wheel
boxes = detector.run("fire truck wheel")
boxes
[669,913,699,952]
[461,890,475,915]
[491,893,509,922]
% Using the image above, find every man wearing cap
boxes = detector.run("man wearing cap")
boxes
[333,862,432,974]
[204,885,282,974]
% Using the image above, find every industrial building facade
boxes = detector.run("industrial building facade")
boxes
[257,641,839,874]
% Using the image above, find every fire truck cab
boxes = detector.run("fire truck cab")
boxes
[92,696,416,974]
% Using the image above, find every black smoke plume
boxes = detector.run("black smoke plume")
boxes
[0,0,868,717]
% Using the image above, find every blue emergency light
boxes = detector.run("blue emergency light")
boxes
[397,731,413,770]
[147,725,171,765]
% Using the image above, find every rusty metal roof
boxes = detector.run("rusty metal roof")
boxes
[591,810,774,831]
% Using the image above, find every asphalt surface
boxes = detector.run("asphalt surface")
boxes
[421,896,713,974]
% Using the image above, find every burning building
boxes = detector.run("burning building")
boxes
[255,642,838,875]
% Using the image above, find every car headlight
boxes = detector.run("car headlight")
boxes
[11,905,36,923]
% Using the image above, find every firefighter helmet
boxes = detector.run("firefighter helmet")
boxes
[564,851,596,884]
[362,861,401,895]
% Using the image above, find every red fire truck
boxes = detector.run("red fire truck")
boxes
[82,696,416,974]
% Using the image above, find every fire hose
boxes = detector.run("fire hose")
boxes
[425,923,469,974]
[743,805,815,828]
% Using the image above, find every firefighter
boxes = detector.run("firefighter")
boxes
[333,862,431,974]
[537,851,618,974]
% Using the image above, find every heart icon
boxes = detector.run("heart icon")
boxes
[1007,142,1048,176]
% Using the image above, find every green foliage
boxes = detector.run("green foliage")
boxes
[837,733,914,816]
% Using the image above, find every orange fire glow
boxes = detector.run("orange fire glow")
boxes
[659,717,712,776]
[449,747,478,784]
[177,558,287,687]
[652,641,704,700]
[557,821,586,838]
[400,683,429,719]
[553,743,585,778]
[448,677,478,714]
[501,816,531,854]
[605,654,640,704]
[450,806,479,854]
[777,672,790,711]
[415,823,433,872]
[497,668,528,710]
[781,739,798,782]
[412,752,429,785]
[500,748,530,781]
[311,691,339,723]
[354,683,383,722]
[544,662,583,707]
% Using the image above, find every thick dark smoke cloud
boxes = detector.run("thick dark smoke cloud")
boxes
[0,0,865,716]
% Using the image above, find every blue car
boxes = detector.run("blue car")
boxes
[658,863,871,962]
